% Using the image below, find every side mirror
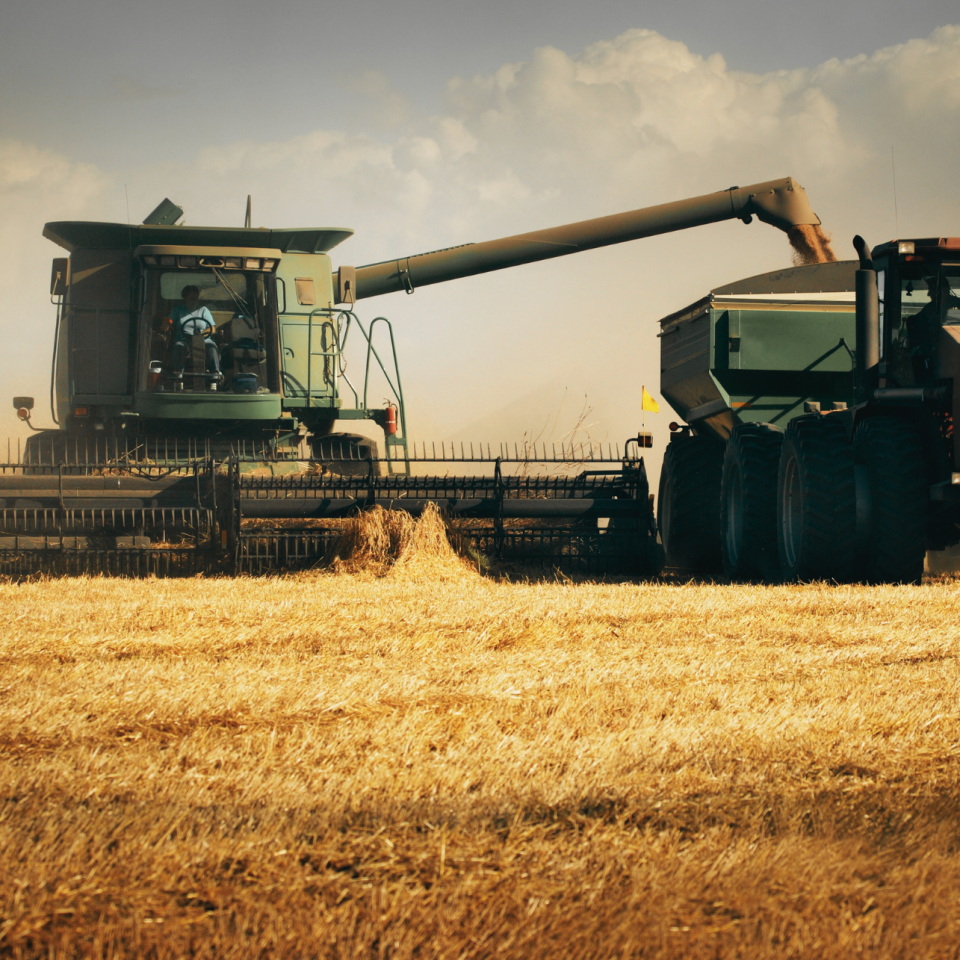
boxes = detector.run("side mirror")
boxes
[50,258,68,297]
[337,266,356,305]
[14,396,34,422]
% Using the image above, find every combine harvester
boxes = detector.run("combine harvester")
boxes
[3,179,829,577]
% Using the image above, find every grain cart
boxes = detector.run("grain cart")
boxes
[657,237,960,584]
[3,178,822,576]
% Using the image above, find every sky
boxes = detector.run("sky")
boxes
[2,0,959,470]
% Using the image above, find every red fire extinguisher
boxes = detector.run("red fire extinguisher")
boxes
[384,404,398,435]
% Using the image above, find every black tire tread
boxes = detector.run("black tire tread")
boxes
[854,418,926,584]
[658,435,724,572]
[778,416,856,582]
[721,422,783,581]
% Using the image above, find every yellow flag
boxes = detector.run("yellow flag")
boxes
[641,386,660,413]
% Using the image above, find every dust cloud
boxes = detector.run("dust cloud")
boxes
[787,224,838,265]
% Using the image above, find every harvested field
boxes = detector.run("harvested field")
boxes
[2,553,960,956]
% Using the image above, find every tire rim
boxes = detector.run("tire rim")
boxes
[781,455,802,569]
[723,464,743,567]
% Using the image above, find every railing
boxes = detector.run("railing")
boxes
[1,434,212,476]
[339,310,409,465]
[303,307,337,405]
[289,307,408,471]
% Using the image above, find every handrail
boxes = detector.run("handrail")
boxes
[294,308,406,443]
[304,306,338,408]
[335,310,406,418]
[361,316,406,425]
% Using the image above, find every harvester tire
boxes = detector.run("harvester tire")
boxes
[657,434,724,573]
[777,415,856,582]
[721,422,783,581]
[853,418,926,584]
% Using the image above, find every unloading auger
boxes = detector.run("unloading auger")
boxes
[2,179,822,576]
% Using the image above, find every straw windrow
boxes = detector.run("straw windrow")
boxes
[328,503,478,580]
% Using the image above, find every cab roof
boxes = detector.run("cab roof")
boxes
[871,237,960,258]
[42,221,354,255]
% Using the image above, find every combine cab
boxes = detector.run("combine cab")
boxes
[5,179,827,577]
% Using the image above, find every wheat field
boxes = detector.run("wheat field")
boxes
[2,515,960,958]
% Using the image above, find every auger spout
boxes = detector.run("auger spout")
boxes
[336,176,820,302]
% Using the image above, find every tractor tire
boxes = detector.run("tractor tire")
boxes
[657,433,724,573]
[721,422,783,582]
[853,418,926,584]
[777,415,856,582]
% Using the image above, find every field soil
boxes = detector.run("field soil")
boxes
[1,564,959,958]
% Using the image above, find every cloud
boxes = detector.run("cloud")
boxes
[2,25,959,451]
[438,25,959,217]
[338,69,414,129]
[101,77,184,101]
[126,23,960,241]
[0,141,112,426]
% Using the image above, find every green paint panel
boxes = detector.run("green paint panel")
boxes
[277,252,339,403]
[135,392,282,420]
[715,309,855,372]
[660,294,856,439]
[279,318,336,399]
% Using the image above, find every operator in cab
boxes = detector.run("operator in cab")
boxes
[170,285,221,377]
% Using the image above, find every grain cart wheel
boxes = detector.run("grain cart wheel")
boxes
[853,418,926,584]
[721,422,783,582]
[657,433,724,572]
[777,415,856,582]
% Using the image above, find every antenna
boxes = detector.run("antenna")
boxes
[244,195,252,228]
[891,146,899,236]
[124,184,130,224]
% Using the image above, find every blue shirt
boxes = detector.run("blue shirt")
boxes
[171,305,215,339]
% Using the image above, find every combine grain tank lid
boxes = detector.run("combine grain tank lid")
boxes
[711,260,857,296]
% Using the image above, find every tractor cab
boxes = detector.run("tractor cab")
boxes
[872,238,960,388]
